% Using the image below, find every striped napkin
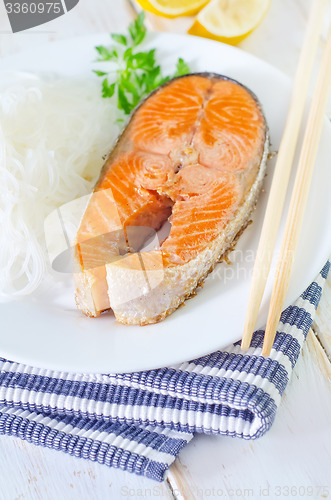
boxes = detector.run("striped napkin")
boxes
[0,261,329,482]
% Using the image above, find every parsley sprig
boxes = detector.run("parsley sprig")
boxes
[93,12,190,115]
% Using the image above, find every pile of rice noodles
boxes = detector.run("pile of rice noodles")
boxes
[0,71,119,300]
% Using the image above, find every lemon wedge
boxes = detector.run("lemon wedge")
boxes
[136,0,210,18]
[188,0,271,45]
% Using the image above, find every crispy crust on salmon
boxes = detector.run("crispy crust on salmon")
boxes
[73,73,269,324]
[106,132,269,325]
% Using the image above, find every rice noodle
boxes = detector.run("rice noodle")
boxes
[0,71,120,300]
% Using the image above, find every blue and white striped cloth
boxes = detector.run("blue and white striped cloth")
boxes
[0,261,329,482]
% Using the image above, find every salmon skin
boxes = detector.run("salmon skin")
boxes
[73,72,269,325]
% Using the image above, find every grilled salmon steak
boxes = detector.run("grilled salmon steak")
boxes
[74,73,269,325]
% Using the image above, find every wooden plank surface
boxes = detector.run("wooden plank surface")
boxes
[166,331,331,499]
[0,0,330,498]
[0,438,173,500]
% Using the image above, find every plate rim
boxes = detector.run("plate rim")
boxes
[0,31,330,373]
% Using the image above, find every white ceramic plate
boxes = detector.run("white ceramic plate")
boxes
[1,33,331,373]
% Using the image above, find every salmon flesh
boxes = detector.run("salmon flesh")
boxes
[73,73,269,325]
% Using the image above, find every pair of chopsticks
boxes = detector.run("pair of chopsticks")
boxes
[242,0,331,356]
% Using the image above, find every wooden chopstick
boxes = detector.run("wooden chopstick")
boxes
[261,26,331,356]
[241,0,328,351]
[126,0,139,20]
[126,0,166,31]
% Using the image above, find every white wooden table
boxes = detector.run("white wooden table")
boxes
[0,1,330,498]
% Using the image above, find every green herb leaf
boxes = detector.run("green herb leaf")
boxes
[123,47,133,61]
[144,65,163,93]
[174,58,190,77]
[111,33,127,46]
[129,11,146,47]
[102,79,116,98]
[117,86,133,115]
[93,12,191,115]
[93,70,108,77]
[95,46,118,61]
[120,75,140,101]
[130,50,156,71]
